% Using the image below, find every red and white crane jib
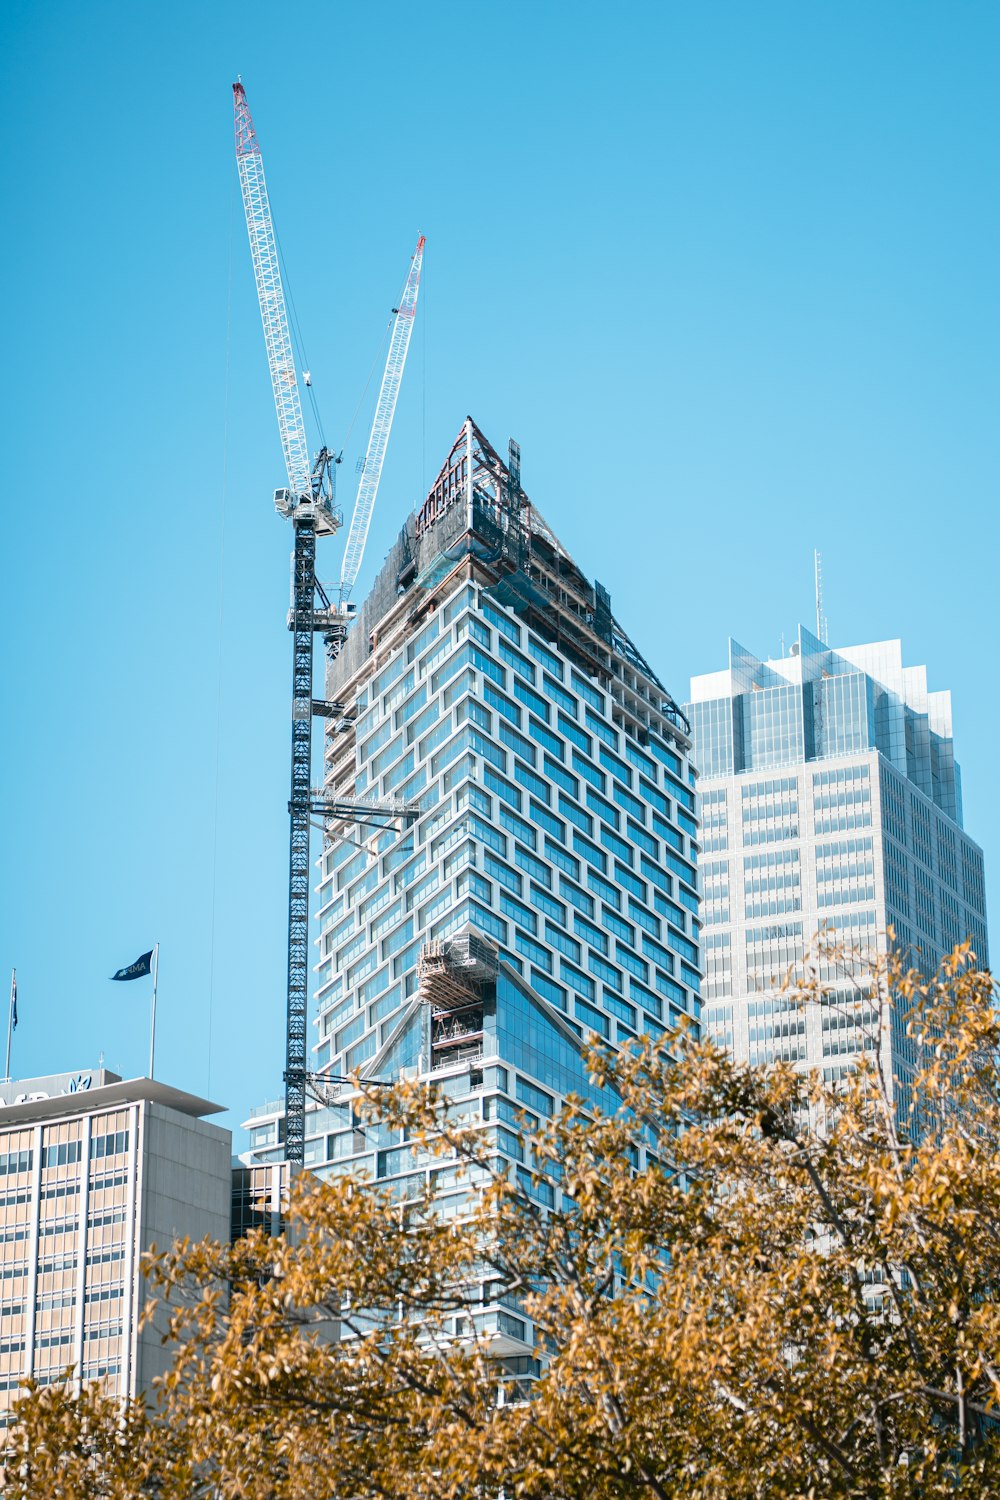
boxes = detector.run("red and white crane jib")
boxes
[232,81,321,520]
[339,235,426,602]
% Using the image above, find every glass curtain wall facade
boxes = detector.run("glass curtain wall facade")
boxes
[245,419,700,1362]
[0,1073,230,1422]
[686,629,988,1101]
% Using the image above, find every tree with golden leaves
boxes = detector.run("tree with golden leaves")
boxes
[6,940,1000,1498]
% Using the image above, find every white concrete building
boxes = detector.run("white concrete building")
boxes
[685,628,989,1107]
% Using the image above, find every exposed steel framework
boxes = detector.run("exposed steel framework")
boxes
[415,417,690,733]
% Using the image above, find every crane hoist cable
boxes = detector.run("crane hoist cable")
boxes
[273,223,327,447]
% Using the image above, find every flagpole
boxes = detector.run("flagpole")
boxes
[148,945,159,1080]
[4,970,14,1081]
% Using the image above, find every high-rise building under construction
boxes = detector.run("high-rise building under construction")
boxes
[246,420,701,1356]
[684,628,989,1105]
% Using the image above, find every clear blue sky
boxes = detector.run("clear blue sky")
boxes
[1,1,997,1139]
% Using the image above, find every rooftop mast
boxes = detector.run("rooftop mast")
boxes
[814,549,828,645]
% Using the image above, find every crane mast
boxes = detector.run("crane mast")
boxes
[233,81,339,1166]
[339,236,425,602]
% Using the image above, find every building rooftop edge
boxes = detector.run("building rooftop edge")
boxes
[686,629,940,703]
[0,1077,226,1128]
[327,415,691,745]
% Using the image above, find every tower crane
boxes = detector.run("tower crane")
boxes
[232,81,421,1163]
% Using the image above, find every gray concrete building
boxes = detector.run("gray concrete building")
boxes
[0,1069,229,1420]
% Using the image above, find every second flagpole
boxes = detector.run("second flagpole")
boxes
[4,970,14,1082]
[148,944,159,1080]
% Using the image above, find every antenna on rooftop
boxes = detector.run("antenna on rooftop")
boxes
[814,549,829,645]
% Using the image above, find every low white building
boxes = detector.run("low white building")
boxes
[0,1068,230,1419]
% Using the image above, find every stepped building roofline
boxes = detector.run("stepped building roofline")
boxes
[328,416,689,747]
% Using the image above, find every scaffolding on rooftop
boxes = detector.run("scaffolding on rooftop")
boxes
[418,931,498,1015]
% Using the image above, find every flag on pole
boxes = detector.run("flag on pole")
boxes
[9,973,15,1031]
[110,950,154,982]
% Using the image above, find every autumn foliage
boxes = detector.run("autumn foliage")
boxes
[5,941,1000,1498]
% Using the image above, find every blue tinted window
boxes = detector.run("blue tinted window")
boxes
[494,975,618,1107]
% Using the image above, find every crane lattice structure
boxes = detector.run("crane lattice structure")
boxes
[233,81,423,1163]
[340,236,424,603]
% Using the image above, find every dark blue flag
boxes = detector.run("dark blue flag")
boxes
[110,950,153,982]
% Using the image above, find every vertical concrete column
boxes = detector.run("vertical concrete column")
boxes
[265,1163,276,1237]
[71,1114,92,1393]
[23,1124,42,1382]
[119,1102,141,1398]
